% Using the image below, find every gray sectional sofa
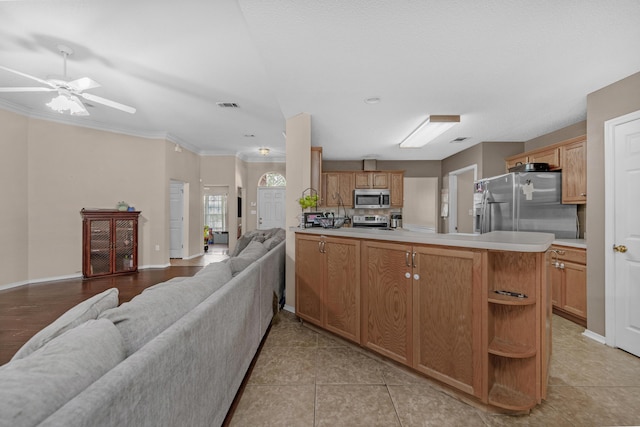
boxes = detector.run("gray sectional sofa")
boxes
[0,228,286,427]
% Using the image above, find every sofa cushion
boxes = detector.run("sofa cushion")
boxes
[100,262,232,356]
[263,229,286,251]
[228,240,268,276]
[11,288,119,361]
[0,318,125,427]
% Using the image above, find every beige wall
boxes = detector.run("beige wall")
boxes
[25,118,167,281]
[0,110,29,287]
[586,71,640,336]
[245,161,286,234]
[524,121,587,152]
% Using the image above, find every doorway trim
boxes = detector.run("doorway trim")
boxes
[447,164,478,234]
[604,108,640,347]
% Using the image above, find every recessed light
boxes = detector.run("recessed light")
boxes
[364,97,381,104]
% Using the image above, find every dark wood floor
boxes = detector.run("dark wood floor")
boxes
[0,266,202,365]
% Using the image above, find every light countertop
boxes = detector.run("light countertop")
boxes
[294,227,554,252]
[553,239,587,249]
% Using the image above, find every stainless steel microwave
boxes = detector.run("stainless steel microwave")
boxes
[353,189,390,209]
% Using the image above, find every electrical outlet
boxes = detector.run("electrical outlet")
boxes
[155,244,160,251]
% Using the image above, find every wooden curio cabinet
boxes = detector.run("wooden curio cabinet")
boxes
[81,209,140,278]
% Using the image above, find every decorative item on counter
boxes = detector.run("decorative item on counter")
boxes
[116,201,129,211]
[298,188,319,228]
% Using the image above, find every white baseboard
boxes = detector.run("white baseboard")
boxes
[139,263,171,270]
[283,304,295,314]
[583,329,606,344]
[0,280,30,292]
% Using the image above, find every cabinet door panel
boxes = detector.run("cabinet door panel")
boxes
[355,172,371,188]
[413,246,482,396]
[550,263,563,307]
[338,173,354,207]
[529,148,560,169]
[390,172,404,207]
[362,241,413,366]
[372,172,389,189]
[324,238,360,342]
[561,139,587,203]
[295,236,324,325]
[563,261,587,318]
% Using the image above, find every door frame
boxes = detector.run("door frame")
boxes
[448,164,478,234]
[604,108,640,346]
[169,180,185,258]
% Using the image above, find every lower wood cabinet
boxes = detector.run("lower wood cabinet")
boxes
[361,240,483,397]
[295,234,360,342]
[550,245,587,326]
[295,232,549,411]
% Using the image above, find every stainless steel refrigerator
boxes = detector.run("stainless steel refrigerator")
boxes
[474,172,578,238]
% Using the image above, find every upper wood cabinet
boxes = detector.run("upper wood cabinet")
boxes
[390,171,404,207]
[355,171,389,189]
[504,135,586,205]
[560,138,587,203]
[323,172,354,208]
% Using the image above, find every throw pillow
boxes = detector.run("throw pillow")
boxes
[228,240,268,275]
[11,288,119,361]
[0,319,125,427]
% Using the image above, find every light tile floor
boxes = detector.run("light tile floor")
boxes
[230,311,640,427]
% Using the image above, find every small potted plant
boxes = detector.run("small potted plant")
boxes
[298,194,318,211]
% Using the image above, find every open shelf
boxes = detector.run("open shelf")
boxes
[488,337,536,358]
[488,292,536,306]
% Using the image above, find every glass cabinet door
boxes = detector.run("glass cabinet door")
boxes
[115,219,135,272]
[89,219,111,275]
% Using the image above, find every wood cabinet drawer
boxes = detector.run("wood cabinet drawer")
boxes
[551,245,586,264]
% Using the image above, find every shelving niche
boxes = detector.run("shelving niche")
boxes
[486,250,546,411]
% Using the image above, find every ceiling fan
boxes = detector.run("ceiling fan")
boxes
[0,44,136,116]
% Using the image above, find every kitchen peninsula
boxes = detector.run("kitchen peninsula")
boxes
[295,228,553,411]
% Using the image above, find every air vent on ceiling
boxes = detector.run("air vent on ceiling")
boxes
[450,137,469,143]
[216,102,239,108]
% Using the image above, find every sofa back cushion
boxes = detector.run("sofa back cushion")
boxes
[100,262,232,356]
[11,288,119,361]
[0,318,125,427]
[228,240,268,276]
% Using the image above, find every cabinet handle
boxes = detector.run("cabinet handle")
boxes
[405,252,411,267]
[318,241,322,253]
[580,193,587,197]
[412,252,416,268]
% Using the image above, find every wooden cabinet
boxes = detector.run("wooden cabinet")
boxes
[323,172,354,208]
[528,147,560,169]
[505,155,528,172]
[390,171,404,207]
[560,138,587,204]
[361,240,413,365]
[486,250,549,410]
[355,171,388,189]
[295,234,360,342]
[81,209,140,278]
[361,241,482,397]
[549,245,587,326]
[504,135,586,205]
[412,245,483,397]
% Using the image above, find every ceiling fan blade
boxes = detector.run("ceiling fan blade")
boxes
[0,65,57,89]
[67,77,101,92]
[0,87,57,92]
[80,92,136,114]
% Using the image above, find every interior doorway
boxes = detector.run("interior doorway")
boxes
[447,165,478,234]
[169,180,184,259]
[605,109,640,357]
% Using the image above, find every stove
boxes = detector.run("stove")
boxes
[352,215,389,228]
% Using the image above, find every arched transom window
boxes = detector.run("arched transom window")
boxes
[258,172,286,187]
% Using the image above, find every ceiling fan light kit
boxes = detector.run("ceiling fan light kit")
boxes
[0,43,136,116]
[399,115,460,148]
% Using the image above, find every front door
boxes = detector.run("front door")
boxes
[606,110,640,357]
[257,187,285,229]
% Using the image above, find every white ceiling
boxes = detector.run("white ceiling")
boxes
[1,0,639,162]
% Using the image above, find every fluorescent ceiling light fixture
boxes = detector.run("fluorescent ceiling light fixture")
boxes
[399,115,460,148]
[258,147,270,156]
[46,92,89,116]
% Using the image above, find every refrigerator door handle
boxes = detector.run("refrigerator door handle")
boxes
[480,189,489,234]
